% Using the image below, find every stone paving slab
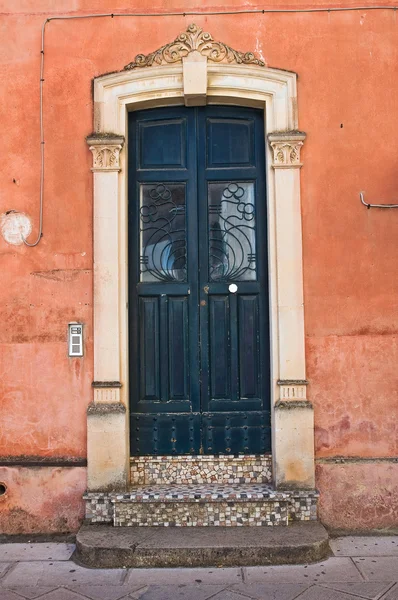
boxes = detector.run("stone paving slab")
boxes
[330,537,398,557]
[68,585,148,600]
[2,562,126,587]
[353,557,398,582]
[2,587,59,598]
[1,591,26,600]
[0,562,12,578]
[130,584,229,599]
[243,557,364,584]
[3,589,139,600]
[382,583,398,599]
[230,582,309,599]
[201,591,251,600]
[291,586,373,600]
[0,544,75,562]
[30,591,93,600]
[320,581,394,599]
[126,567,243,586]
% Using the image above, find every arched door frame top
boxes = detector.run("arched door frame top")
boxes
[86,32,314,493]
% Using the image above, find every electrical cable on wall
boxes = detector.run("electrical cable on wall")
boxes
[360,192,398,209]
[19,6,398,246]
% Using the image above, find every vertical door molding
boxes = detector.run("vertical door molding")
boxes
[86,135,129,491]
[268,132,315,489]
[88,60,314,491]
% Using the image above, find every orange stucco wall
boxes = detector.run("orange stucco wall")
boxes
[1,0,398,533]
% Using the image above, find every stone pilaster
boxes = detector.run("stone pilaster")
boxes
[268,132,315,490]
[86,135,129,492]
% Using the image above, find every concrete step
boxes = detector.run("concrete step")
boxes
[75,521,330,568]
[111,484,318,527]
[130,454,272,485]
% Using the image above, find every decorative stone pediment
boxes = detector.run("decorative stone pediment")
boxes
[124,23,265,70]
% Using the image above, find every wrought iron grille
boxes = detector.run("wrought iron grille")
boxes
[208,182,257,282]
[140,183,187,282]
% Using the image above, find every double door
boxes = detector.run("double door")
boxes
[128,105,270,455]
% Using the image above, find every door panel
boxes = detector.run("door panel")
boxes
[168,296,189,400]
[209,295,231,400]
[138,118,187,168]
[132,413,201,456]
[139,297,160,401]
[238,294,260,399]
[206,118,255,167]
[201,412,270,455]
[129,105,270,456]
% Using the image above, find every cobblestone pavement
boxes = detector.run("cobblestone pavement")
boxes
[1,536,398,599]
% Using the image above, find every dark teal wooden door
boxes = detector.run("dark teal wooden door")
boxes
[128,106,270,455]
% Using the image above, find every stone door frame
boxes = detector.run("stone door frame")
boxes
[86,58,315,492]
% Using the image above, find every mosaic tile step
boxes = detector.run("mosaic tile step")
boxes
[130,454,272,485]
[115,483,288,503]
[114,497,288,527]
[109,484,319,527]
[84,485,319,527]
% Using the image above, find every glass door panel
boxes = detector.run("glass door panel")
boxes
[208,182,256,282]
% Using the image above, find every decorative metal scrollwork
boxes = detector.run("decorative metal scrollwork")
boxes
[208,182,257,282]
[140,183,186,282]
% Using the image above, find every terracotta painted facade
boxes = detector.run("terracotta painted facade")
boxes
[1,0,398,533]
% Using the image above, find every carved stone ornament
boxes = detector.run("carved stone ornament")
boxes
[124,23,265,69]
[86,135,125,172]
[268,132,306,169]
[277,379,308,402]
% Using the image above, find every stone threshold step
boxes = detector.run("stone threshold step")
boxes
[75,521,330,568]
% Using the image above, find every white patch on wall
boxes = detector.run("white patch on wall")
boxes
[254,37,265,65]
[1,212,32,245]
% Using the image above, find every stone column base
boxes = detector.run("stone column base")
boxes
[274,400,315,490]
[87,403,129,492]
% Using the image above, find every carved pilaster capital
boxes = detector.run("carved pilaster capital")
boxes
[268,131,306,169]
[87,135,125,172]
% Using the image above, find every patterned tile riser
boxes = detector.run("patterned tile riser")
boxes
[130,455,272,485]
[289,496,318,522]
[84,493,113,523]
[115,483,288,502]
[114,501,289,527]
[84,486,319,526]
